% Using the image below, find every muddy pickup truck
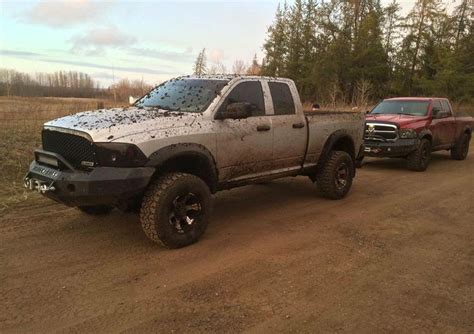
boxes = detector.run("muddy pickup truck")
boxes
[24,75,364,248]
[359,97,472,171]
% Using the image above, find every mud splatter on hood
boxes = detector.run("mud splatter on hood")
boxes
[44,107,199,142]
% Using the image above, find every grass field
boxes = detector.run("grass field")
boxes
[0,96,123,211]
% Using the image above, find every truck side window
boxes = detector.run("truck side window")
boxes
[432,100,443,117]
[219,81,265,117]
[441,100,452,116]
[268,82,295,115]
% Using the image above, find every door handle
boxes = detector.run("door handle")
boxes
[257,124,271,132]
[293,122,305,129]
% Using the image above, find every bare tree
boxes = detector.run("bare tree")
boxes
[207,61,227,75]
[354,79,372,108]
[232,60,247,74]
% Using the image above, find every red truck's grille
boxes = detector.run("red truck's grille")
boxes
[365,123,398,141]
[41,129,96,169]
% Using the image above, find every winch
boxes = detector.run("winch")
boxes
[24,177,56,194]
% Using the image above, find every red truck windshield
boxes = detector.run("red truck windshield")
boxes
[371,100,430,116]
[136,79,229,113]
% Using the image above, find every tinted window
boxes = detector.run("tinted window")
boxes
[136,79,228,113]
[441,100,452,115]
[432,100,443,117]
[371,100,429,116]
[219,81,265,116]
[269,82,295,115]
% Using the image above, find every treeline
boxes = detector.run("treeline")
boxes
[0,68,153,102]
[261,0,473,105]
[193,49,262,76]
[0,69,100,98]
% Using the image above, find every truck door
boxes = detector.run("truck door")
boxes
[214,80,273,181]
[440,100,457,146]
[267,81,307,171]
[431,99,456,148]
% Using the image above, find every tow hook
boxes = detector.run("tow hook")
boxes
[24,177,56,194]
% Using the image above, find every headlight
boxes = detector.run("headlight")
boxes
[399,129,418,139]
[95,143,148,167]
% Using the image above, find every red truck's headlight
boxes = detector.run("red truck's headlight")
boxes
[95,143,148,167]
[399,129,418,139]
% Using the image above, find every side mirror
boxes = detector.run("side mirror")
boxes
[365,110,371,114]
[312,103,320,111]
[129,96,137,105]
[433,108,449,119]
[216,102,252,120]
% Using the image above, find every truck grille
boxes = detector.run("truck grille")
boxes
[42,129,96,168]
[365,122,398,141]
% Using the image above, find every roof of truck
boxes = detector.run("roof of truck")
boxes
[174,74,291,81]
[385,97,448,101]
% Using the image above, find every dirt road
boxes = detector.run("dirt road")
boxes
[1,151,473,333]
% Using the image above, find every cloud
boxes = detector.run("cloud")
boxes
[70,25,137,54]
[126,47,195,63]
[0,49,40,57]
[40,58,178,76]
[24,0,107,27]
[209,49,224,63]
[1,48,180,76]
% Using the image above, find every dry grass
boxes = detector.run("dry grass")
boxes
[0,96,122,211]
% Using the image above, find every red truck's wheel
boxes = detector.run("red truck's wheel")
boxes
[451,133,470,160]
[316,151,354,200]
[140,172,211,248]
[407,138,431,171]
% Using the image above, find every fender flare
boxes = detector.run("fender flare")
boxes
[146,143,219,192]
[316,130,356,175]
[418,129,433,142]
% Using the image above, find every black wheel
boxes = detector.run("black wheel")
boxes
[316,151,354,200]
[140,172,211,248]
[78,205,113,215]
[355,156,364,168]
[451,133,470,160]
[407,138,431,171]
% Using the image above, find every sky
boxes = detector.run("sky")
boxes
[0,0,459,87]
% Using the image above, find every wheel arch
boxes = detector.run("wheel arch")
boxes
[418,129,433,143]
[146,143,219,193]
[316,130,356,176]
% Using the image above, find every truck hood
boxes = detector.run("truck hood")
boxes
[44,107,198,142]
[366,114,430,127]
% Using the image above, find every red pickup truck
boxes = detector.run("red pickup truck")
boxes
[359,97,472,171]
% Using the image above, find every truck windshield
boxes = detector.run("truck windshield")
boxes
[135,79,229,113]
[371,100,430,116]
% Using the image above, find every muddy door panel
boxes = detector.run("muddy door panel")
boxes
[272,116,307,170]
[215,117,273,180]
[267,81,307,170]
[213,81,273,181]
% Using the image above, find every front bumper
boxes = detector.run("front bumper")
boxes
[24,159,154,207]
[363,138,418,158]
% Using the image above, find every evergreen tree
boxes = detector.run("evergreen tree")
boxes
[262,3,289,76]
[193,48,207,76]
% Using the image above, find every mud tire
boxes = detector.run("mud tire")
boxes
[78,205,113,215]
[450,133,470,160]
[316,151,354,200]
[140,172,211,248]
[407,138,431,171]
